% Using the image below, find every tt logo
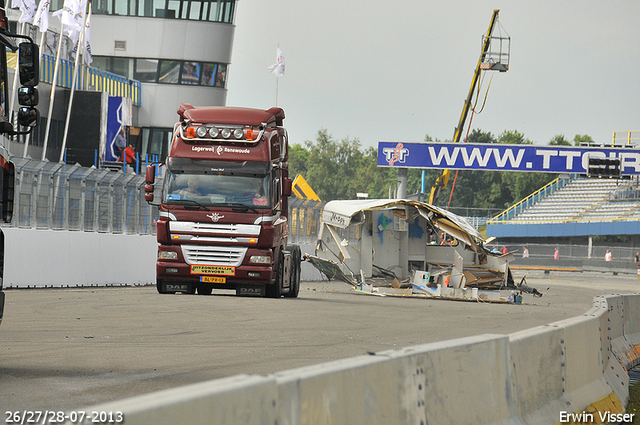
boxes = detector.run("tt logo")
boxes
[207,213,224,222]
[382,142,409,166]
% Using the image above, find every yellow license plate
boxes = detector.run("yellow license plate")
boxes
[200,276,226,283]
[190,265,235,276]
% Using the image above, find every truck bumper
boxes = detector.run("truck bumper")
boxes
[157,261,275,286]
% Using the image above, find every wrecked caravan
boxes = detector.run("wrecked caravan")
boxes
[311,199,540,298]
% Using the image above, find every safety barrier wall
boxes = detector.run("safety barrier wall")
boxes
[66,293,640,425]
[2,228,156,288]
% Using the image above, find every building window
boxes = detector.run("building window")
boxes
[96,56,227,88]
[92,57,135,79]
[134,59,159,82]
[214,64,226,88]
[158,60,181,84]
[181,62,201,85]
[94,0,236,23]
[141,127,173,161]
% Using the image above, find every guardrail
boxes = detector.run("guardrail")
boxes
[612,131,640,146]
[66,293,640,425]
[9,158,155,234]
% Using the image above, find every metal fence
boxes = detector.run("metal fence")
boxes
[9,158,157,234]
[288,198,325,244]
[485,242,640,262]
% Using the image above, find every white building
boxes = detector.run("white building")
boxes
[7,0,236,163]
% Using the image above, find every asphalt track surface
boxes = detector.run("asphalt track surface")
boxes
[1,270,639,416]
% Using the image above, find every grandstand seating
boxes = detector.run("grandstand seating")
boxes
[499,178,639,223]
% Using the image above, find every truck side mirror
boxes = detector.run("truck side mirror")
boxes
[18,86,38,106]
[17,107,39,127]
[282,177,292,197]
[145,165,156,202]
[18,42,39,87]
[145,165,156,184]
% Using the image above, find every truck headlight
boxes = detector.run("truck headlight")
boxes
[250,255,271,264]
[159,251,178,260]
[196,126,207,138]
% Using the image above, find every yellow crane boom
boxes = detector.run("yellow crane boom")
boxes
[429,9,507,205]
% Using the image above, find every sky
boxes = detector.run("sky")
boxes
[226,0,640,150]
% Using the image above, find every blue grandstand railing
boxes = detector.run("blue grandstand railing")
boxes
[40,54,142,106]
[487,177,571,224]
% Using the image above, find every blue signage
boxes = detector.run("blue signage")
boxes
[377,141,640,175]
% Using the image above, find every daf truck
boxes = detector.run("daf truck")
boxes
[145,104,301,297]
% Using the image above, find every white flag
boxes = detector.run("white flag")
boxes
[267,47,285,78]
[13,0,37,24]
[32,0,50,33]
[53,0,85,34]
[83,5,92,65]
[53,0,86,57]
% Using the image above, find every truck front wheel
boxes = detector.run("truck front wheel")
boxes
[284,245,301,298]
[266,250,285,298]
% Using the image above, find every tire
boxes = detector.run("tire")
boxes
[197,285,213,295]
[285,245,301,298]
[156,279,168,294]
[266,249,285,298]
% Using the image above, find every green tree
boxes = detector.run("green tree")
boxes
[573,134,594,146]
[288,143,309,178]
[548,134,571,146]
[498,130,532,145]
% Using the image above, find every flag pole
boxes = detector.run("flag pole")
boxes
[41,28,64,161]
[59,1,89,163]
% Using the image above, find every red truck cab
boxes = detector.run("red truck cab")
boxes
[146,105,301,297]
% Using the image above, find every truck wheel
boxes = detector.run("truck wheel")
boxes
[156,279,168,294]
[197,285,213,295]
[285,245,301,298]
[266,250,285,298]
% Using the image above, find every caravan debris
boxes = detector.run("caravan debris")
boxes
[307,199,542,302]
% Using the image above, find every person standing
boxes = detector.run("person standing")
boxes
[522,246,529,258]
[554,247,559,260]
[122,144,137,171]
[605,250,612,262]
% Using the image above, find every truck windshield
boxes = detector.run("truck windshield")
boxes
[162,170,272,209]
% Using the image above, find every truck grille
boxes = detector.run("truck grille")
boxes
[181,245,248,266]
[170,221,260,236]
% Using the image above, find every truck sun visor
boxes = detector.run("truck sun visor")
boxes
[166,158,272,176]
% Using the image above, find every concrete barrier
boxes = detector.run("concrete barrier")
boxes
[65,295,640,425]
[2,228,156,287]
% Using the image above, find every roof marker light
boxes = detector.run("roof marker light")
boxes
[196,126,207,138]
[186,127,196,138]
